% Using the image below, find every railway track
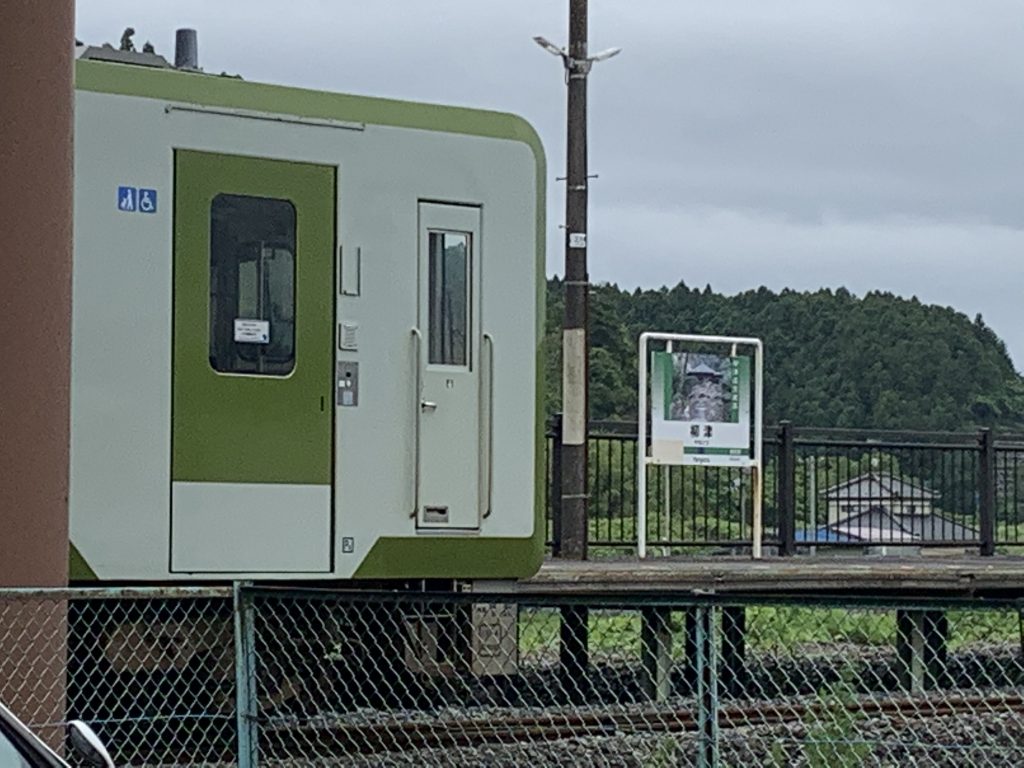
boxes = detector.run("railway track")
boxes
[263,692,1024,756]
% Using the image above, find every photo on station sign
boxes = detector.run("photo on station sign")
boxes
[650,351,753,466]
[663,353,739,423]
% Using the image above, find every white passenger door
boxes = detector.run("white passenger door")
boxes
[415,203,484,530]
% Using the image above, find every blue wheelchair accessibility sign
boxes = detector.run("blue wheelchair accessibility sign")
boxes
[117,186,158,214]
[138,189,157,213]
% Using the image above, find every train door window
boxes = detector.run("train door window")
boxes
[427,230,470,367]
[209,194,296,375]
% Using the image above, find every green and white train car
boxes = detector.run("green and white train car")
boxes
[69,49,545,583]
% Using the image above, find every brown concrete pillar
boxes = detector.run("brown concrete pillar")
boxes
[0,1,73,586]
[0,0,75,745]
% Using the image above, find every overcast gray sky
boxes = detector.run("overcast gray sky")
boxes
[78,1,1024,370]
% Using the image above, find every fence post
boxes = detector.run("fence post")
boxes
[233,582,258,768]
[551,413,564,557]
[720,606,747,697]
[896,609,927,694]
[640,607,673,702]
[924,610,949,688]
[978,428,996,556]
[683,607,698,694]
[777,421,796,556]
[559,604,589,703]
[897,608,949,692]
[695,606,720,768]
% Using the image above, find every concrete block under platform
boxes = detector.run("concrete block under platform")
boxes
[404,603,519,678]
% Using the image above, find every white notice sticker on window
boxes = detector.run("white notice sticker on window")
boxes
[234,319,270,344]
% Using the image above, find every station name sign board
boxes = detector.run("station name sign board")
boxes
[649,351,753,467]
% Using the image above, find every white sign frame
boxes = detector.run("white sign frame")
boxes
[637,332,765,559]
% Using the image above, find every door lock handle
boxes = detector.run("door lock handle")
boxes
[421,400,438,412]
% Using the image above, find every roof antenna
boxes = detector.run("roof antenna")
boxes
[175,28,198,69]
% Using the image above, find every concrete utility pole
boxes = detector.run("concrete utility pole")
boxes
[535,0,619,561]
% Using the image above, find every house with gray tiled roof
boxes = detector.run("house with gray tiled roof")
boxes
[811,472,976,548]
[824,472,938,525]
[824,507,976,545]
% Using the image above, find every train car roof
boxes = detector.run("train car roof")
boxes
[74,57,544,166]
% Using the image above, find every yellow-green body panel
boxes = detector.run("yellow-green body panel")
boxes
[173,152,335,484]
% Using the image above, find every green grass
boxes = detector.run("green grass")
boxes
[585,511,747,554]
[741,606,1021,650]
[946,608,1022,649]
[747,607,896,648]
[519,609,642,658]
[519,605,1023,657]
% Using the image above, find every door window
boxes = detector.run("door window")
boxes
[427,230,470,367]
[209,194,296,375]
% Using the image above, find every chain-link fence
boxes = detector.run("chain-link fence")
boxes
[0,587,236,766]
[2,586,1024,766]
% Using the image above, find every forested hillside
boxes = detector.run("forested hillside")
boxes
[544,279,1024,431]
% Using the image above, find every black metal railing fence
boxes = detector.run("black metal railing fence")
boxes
[546,416,1024,556]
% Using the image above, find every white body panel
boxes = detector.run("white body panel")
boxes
[170,482,332,573]
[69,84,539,580]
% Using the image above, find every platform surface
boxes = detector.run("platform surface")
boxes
[519,555,1024,598]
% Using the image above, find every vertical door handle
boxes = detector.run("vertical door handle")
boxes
[411,328,423,518]
[481,333,495,519]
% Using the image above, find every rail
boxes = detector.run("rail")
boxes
[266,691,1024,756]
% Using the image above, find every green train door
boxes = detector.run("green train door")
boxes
[171,150,335,573]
